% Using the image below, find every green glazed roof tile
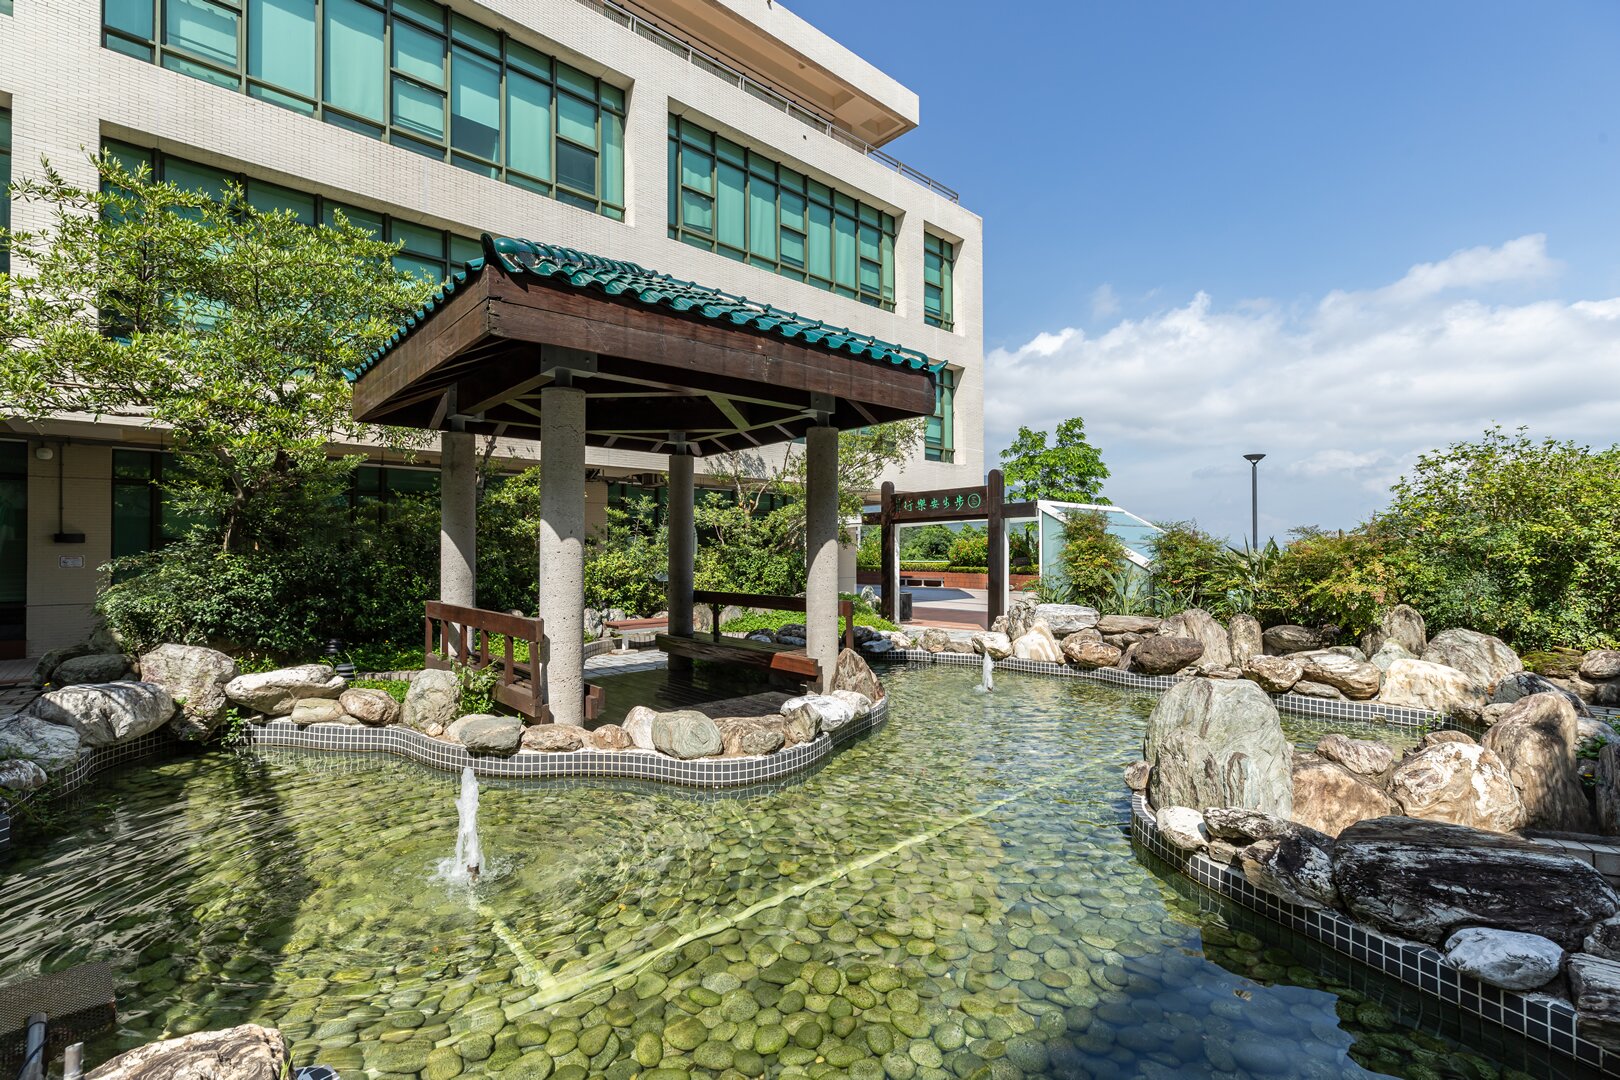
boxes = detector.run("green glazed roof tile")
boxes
[358,235,939,379]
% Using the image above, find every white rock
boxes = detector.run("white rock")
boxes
[829,690,872,720]
[0,758,48,791]
[225,664,344,715]
[1379,657,1485,720]
[972,632,1013,660]
[1010,622,1063,663]
[622,705,658,750]
[25,682,175,747]
[781,694,855,733]
[0,714,83,772]
[1442,927,1564,991]
[138,643,239,740]
[1155,806,1209,852]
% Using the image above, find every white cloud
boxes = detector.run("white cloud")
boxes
[985,235,1620,543]
[1090,284,1120,319]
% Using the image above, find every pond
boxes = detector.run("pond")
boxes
[0,666,1586,1078]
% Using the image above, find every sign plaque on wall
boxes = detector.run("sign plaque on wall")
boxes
[59,555,85,569]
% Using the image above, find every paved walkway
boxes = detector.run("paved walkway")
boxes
[899,587,990,631]
[0,658,40,714]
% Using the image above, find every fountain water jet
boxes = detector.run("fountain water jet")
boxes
[981,650,994,693]
[440,765,483,883]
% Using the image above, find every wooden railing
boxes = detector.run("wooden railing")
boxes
[423,601,602,721]
[690,590,856,654]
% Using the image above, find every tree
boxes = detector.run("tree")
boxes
[999,417,1109,503]
[0,153,434,551]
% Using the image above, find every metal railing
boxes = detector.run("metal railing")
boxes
[577,0,960,203]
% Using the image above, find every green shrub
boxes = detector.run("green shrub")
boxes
[947,529,988,568]
[1059,510,1127,607]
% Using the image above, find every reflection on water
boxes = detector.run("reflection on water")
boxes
[0,666,1579,1078]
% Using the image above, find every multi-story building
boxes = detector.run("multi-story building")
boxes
[0,0,984,657]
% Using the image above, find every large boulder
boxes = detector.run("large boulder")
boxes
[1262,624,1326,655]
[1228,614,1263,667]
[1291,680,1344,700]
[1131,635,1204,676]
[338,687,400,727]
[1159,608,1233,670]
[1491,671,1589,715]
[449,714,523,755]
[714,717,786,757]
[830,689,872,720]
[1097,614,1161,635]
[53,653,132,686]
[1388,740,1524,832]
[1481,692,1595,832]
[830,647,885,702]
[1063,636,1121,669]
[588,724,634,751]
[1203,806,1334,852]
[1238,834,1339,910]
[782,694,855,734]
[138,644,239,740]
[971,632,1013,660]
[1143,679,1293,819]
[1442,928,1564,992]
[0,759,48,792]
[919,627,952,654]
[1379,657,1485,720]
[1313,733,1394,779]
[1294,650,1382,700]
[83,1023,289,1080]
[1241,654,1302,693]
[401,668,461,734]
[25,683,175,747]
[1010,622,1063,663]
[652,710,723,759]
[1582,650,1620,682]
[1331,816,1620,947]
[521,724,584,752]
[0,715,82,772]
[1290,756,1398,837]
[288,698,352,726]
[225,664,344,716]
[31,642,96,688]
[1422,628,1523,693]
[1369,641,1415,673]
[1567,955,1620,1053]
[1004,595,1039,640]
[622,705,657,751]
[1154,806,1208,851]
[1361,604,1427,658]
[1032,604,1099,636]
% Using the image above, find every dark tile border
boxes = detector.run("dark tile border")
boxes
[244,698,887,789]
[890,649,1445,727]
[1130,793,1618,1074]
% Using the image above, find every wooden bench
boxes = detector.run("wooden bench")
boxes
[655,590,856,682]
[604,616,668,648]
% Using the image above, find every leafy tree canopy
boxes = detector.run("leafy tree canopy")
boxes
[999,417,1109,503]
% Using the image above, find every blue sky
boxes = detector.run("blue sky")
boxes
[802,1,1620,543]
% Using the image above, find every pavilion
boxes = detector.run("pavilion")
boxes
[352,236,938,725]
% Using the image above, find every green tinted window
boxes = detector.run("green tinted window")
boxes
[107,0,626,218]
[668,116,896,311]
[925,367,956,462]
[924,233,955,331]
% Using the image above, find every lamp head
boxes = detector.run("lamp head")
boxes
[1243,453,1266,465]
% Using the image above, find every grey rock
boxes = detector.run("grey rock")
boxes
[1143,679,1293,819]
[450,714,523,755]
[83,1023,289,1080]
[1291,756,1398,837]
[1370,641,1416,673]
[1492,671,1589,716]
[1202,807,1334,851]
[1481,693,1595,832]
[0,715,82,772]
[1597,742,1620,836]
[859,638,894,656]
[1294,650,1382,700]
[139,644,239,740]
[829,689,873,720]
[31,642,95,688]
[1097,614,1160,635]
[1422,628,1524,693]
[781,694,854,733]
[919,627,952,654]
[1584,914,1620,960]
[1331,816,1619,947]
[1004,595,1039,640]
[288,698,350,726]
[1239,835,1339,909]
[622,705,657,751]
[1362,604,1428,657]
[1379,657,1485,720]
[226,664,345,716]
[1390,740,1524,832]
[652,709,723,759]
[1314,733,1395,778]
[1567,955,1620,1052]
[338,687,400,727]
[0,758,48,791]
[1207,839,1243,864]
[1131,635,1204,676]
[26,682,175,747]
[54,653,132,686]
[1032,603,1099,636]
[971,632,1013,660]
[1582,650,1620,682]
[713,717,785,757]
[401,668,461,733]
[1442,927,1564,991]
[1290,680,1345,700]
[521,725,584,752]
[1154,806,1208,852]
[1263,624,1327,655]
[1242,654,1302,693]
[1228,614,1263,667]
[1124,760,1151,791]
[1159,608,1233,670]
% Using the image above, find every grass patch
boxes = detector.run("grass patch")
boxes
[720,610,899,635]
[349,677,411,704]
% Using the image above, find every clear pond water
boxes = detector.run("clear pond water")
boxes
[0,666,1591,1079]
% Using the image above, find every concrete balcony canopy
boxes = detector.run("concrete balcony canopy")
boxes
[351,235,939,455]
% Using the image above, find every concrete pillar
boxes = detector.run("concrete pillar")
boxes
[539,384,587,725]
[439,430,477,608]
[666,450,696,673]
[805,423,840,692]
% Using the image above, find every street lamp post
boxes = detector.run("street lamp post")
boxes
[1243,453,1266,550]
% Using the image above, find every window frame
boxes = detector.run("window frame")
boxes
[103,0,627,219]
[925,366,957,463]
[923,232,955,332]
